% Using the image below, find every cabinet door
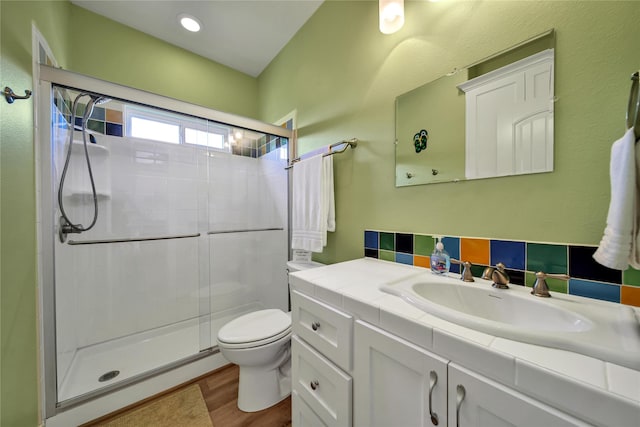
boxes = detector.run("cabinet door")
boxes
[353,320,447,427]
[292,390,328,427]
[448,363,590,427]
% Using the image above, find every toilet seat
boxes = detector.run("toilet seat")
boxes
[217,309,291,349]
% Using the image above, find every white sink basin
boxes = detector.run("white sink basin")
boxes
[380,273,640,370]
[411,281,592,333]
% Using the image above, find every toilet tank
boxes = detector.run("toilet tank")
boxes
[286,260,324,310]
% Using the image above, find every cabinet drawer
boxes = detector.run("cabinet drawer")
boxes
[292,290,353,371]
[292,335,352,427]
[292,390,327,427]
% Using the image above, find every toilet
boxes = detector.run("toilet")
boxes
[216,260,324,412]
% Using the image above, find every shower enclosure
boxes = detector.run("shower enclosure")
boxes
[37,66,292,419]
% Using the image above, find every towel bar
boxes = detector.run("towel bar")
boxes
[286,138,358,169]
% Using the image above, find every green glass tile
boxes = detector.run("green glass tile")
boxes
[380,232,395,251]
[525,272,568,293]
[623,267,640,287]
[75,103,87,116]
[526,243,567,274]
[379,250,395,262]
[87,120,105,134]
[414,234,434,256]
[470,264,487,278]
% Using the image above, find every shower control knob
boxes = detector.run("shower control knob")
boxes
[311,321,320,331]
[310,380,319,391]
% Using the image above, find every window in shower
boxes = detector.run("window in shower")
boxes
[125,104,230,151]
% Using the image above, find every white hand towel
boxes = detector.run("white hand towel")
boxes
[324,155,335,234]
[593,127,637,270]
[291,154,325,253]
[630,136,640,269]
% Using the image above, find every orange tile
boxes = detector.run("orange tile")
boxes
[460,238,490,265]
[106,108,123,124]
[414,255,430,270]
[621,285,640,307]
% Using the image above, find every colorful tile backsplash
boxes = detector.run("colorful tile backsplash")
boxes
[363,229,640,307]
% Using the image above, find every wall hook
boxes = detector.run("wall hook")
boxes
[4,86,32,104]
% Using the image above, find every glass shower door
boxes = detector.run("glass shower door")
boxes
[51,87,212,402]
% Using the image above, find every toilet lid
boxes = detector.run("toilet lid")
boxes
[217,309,291,345]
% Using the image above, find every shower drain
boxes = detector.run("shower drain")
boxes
[98,370,120,382]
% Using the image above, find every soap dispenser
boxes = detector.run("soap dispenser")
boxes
[430,238,451,275]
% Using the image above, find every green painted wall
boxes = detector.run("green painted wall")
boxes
[67,6,259,118]
[1,2,71,426]
[3,0,640,425]
[258,1,640,265]
[0,1,259,425]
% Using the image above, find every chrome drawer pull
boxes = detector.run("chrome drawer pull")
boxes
[311,321,320,331]
[456,384,466,427]
[428,371,439,425]
[310,379,319,391]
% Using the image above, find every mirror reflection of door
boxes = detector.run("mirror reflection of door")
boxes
[459,49,554,179]
[394,29,555,187]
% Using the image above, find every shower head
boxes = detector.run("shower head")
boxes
[89,94,111,106]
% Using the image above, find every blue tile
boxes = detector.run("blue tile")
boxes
[90,106,105,121]
[569,279,620,303]
[442,237,460,273]
[365,230,379,249]
[395,252,413,265]
[491,240,526,270]
[106,122,123,137]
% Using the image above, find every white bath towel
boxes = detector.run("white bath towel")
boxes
[593,127,638,270]
[291,154,335,252]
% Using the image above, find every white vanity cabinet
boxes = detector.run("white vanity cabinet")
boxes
[353,320,448,427]
[449,363,589,427]
[353,320,589,427]
[289,259,639,427]
[291,290,354,427]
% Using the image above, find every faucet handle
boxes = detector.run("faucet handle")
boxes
[451,259,474,282]
[481,266,494,280]
[491,263,510,289]
[532,272,570,297]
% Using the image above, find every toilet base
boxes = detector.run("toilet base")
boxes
[237,359,291,412]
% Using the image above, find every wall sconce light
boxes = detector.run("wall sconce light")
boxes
[379,0,404,34]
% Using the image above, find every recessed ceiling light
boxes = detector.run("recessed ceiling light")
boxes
[179,14,201,32]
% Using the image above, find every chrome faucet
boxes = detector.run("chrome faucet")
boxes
[452,259,474,282]
[531,272,570,297]
[491,262,509,289]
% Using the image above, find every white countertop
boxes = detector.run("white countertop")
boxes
[289,257,640,427]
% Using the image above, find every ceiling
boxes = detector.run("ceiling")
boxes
[71,0,324,77]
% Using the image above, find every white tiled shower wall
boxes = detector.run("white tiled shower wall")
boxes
[53,131,288,388]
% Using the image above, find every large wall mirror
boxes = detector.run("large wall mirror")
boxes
[396,30,556,187]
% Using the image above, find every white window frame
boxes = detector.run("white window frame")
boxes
[124,105,230,151]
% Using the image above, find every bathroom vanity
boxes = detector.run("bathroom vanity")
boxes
[289,258,640,427]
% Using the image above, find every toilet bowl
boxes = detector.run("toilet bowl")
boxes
[217,309,293,412]
[216,259,325,412]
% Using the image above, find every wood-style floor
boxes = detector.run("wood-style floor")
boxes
[198,364,292,427]
[86,364,292,427]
